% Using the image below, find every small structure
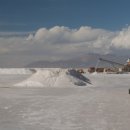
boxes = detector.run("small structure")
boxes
[88,67,95,73]
[127,58,130,65]
[96,68,104,73]
[122,58,130,72]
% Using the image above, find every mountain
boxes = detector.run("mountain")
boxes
[26,54,128,68]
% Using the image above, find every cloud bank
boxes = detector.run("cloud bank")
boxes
[0,26,130,65]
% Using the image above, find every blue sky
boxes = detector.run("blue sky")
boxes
[1,0,130,67]
[0,0,130,31]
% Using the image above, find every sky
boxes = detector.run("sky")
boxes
[0,0,130,31]
[0,0,130,67]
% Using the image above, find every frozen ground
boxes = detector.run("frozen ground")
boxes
[0,69,130,130]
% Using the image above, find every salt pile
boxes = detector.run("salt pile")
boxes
[15,68,90,87]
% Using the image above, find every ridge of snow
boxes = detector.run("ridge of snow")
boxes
[0,68,33,74]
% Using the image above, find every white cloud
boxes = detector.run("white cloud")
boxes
[112,27,130,49]
[0,26,130,64]
[33,26,113,44]
[29,26,115,55]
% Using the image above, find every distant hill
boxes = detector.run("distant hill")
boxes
[26,54,127,68]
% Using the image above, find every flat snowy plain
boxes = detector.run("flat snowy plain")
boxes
[0,69,130,130]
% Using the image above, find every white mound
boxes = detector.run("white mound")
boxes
[15,68,90,87]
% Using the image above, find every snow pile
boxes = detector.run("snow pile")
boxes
[15,68,90,87]
[0,68,33,75]
[91,72,98,75]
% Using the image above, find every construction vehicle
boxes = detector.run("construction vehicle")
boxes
[95,58,125,73]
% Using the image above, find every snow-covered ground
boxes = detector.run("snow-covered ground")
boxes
[0,68,130,130]
[0,68,33,75]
